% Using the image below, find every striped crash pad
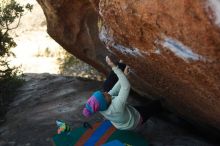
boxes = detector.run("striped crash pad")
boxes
[52,120,148,146]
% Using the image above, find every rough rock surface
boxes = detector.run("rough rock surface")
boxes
[36,0,111,75]
[37,0,220,131]
[0,74,218,146]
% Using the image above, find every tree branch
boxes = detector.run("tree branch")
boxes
[8,13,21,30]
[2,13,21,36]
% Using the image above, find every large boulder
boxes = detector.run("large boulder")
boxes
[37,0,220,131]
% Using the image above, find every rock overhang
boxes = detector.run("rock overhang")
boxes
[37,0,220,132]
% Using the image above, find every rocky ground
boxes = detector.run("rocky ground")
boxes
[0,74,218,146]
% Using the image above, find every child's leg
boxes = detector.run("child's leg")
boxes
[102,62,126,92]
[134,100,162,124]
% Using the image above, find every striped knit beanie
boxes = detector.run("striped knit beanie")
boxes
[83,91,108,117]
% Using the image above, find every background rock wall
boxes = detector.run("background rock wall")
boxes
[37,0,110,75]
[37,0,220,131]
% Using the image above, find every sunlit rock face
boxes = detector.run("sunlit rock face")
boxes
[37,0,220,131]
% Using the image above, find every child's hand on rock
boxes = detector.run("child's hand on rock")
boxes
[124,66,130,76]
[106,56,116,68]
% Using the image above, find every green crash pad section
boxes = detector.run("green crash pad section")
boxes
[52,122,148,146]
[52,127,86,146]
[102,140,124,146]
[107,130,148,146]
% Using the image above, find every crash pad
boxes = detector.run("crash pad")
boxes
[52,120,148,146]
[102,140,124,146]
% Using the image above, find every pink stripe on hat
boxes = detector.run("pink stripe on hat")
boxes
[87,96,100,113]
[83,108,91,117]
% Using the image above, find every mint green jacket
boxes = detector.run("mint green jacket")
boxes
[100,66,141,130]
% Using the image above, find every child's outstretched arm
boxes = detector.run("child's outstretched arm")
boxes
[105,56,120,97]
[106,56,130,107]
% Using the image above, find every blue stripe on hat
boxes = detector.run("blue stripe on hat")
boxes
[86,103,94,114]
[93,91,107,111]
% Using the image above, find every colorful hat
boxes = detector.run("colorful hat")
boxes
[83,91,108,117]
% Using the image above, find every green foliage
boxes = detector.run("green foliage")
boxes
[35,47,56,57]
[57,51,80,74]
[57,49,105,81]
[0,70,24,120]
[0,0,32,122]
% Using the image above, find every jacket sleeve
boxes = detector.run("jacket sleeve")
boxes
[111,66,130,110]
[108,81,121,97]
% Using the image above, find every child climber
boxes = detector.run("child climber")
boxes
[83,56,161,130]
